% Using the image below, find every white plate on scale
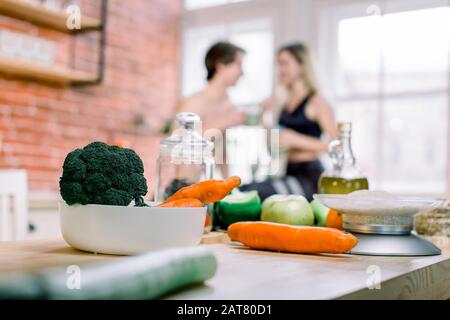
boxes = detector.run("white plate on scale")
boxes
[313,191,445,256]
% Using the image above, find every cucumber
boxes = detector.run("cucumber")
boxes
[214,190,262,228]
[0,246,217,300]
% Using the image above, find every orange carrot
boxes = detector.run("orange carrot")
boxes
[325,209,344,230]
[161,176,241,205]
[228,221,357,254]
[157,198,203,208]
[204,213,211,228]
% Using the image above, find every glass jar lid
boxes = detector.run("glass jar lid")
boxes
[337,122,352,138]
[159,112,213,163]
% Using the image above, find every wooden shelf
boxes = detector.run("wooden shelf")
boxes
[0,0,102,33]
[0,54,98,85]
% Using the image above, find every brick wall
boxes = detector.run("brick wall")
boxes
[0,0,181,198]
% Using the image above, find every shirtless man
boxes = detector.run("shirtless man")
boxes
[179,41,246,134]
[178,42,247,172]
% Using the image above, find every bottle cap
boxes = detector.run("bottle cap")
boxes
[159,112,213,162]
[175,112,201,130]
[338,122,352,133]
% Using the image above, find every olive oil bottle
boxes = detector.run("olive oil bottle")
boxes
[318,122,369,194]
[318,177,369,194]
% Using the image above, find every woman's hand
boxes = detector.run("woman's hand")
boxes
[279,128,328,153]
[279,129,297,149]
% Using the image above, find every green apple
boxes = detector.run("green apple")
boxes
[261,194,286,213]
[310,199,330,227]
[261,194,314,226]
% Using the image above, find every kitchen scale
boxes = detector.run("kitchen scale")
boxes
[314,192,445,256]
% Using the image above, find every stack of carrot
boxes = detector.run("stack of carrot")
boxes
[157,176,357,254]
[158,176,242,208]
[227,221,357,254]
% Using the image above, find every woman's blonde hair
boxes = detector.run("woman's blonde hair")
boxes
[278,42,319,96]
[268,43,320,127]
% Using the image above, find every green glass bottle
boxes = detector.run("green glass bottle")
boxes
[318,122,369,194]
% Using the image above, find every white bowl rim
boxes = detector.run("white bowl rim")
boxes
[58,200,207,211]
[313,194,445,205]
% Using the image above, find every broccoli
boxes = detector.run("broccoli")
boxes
[60,141,148,207]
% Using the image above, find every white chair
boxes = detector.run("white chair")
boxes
[0,170,28,241]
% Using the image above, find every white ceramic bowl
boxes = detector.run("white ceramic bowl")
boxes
[59,201,207,255]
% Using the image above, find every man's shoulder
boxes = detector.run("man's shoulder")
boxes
[180,92,205,111]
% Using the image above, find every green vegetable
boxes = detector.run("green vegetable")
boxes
[59,141,148,207]
[310,199,330,227]
[261,194,314,226]
[214,190,261,228]
[0,247,217,300]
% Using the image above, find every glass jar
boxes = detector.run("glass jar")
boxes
[155,112,215,204]
[318,122,369,194]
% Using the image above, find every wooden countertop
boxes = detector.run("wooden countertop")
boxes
[0,237,449,300]
[0,233,230,273]
[172,243,450,300]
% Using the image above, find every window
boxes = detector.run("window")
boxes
[181,6,274,108]
[336,6,449,96]
[228,21,274,106]
[181,0,449,194]
[320,1,449,195]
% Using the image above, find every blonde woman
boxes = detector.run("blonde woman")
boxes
[240,43,338,201]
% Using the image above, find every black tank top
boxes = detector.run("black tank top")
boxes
[278,94,322,138]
